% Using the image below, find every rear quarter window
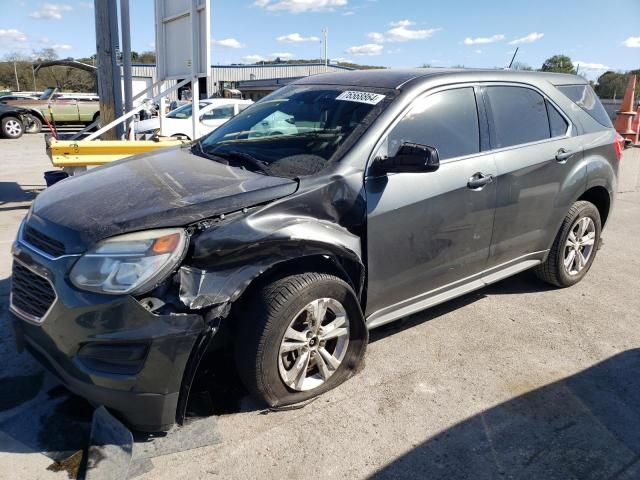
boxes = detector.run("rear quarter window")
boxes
[556,84,612,128]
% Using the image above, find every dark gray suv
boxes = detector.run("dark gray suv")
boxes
[10,69,622,431]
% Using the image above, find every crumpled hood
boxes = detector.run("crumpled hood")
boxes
[30,146,298,250]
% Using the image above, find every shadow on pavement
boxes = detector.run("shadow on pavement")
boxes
[0,181,43,211]
[371,349,640,480]
[370,271,553,343]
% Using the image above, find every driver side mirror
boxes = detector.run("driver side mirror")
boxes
[378,143,440,174]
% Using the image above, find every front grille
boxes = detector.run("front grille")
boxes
[11,262,56,321]
[23,226,66,258]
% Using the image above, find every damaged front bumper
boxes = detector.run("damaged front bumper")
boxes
[10,241,206,432]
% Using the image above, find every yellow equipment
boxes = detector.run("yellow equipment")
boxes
[46,138,186,170]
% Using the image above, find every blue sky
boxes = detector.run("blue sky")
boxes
[0,0,638,79]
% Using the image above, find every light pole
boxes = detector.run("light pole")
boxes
[323,27,328,71]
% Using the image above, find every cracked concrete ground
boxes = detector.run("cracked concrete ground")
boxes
[0,135,639,479]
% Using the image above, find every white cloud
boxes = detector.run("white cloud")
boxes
[345,43,383,55]
[30,3,73,20]
[342,11,355,16]
[51,43,72,50]
[475,49,483,54]
[367,32,385,43]
[464,34,504,45]
[508,32,544,45]
[241,54,266,63]
[368,20,439,44]
[212,38,246,49]
[277,33,320,43]
[574,60,609,71]
[254,0,347,14]
[622,36,640,48]
[240,52,294,63]
[0,29,27,42]
[270,52,294,59]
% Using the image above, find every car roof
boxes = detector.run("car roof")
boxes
[293,68,587,90]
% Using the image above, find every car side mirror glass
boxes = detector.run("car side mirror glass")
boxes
[380,143,440,173]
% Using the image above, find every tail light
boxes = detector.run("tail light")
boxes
[614,132,625,161]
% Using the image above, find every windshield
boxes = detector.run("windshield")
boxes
[198,85,393,178]
[167,102,209,119]
[39,87,55,100]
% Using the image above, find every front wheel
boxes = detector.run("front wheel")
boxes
[24,114,42,134]
[235,272,367,407]
[534,200,602,287]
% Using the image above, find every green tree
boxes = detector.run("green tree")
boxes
[596,70,640,99]
[511,61,533,71]
[541,55,575,74]
[137,51,156,64]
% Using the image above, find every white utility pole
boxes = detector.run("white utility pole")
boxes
[323,27,328,71]
[13,62,20,91]
[120,0,134,138]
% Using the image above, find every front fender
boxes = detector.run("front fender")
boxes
[179,214,363,310]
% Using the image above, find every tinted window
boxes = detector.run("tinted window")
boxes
[486,86,550,148]
[546,100,569,137]
[557,84,613,128]
[388,88,480,160]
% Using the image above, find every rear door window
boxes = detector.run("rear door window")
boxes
[485,86,550,148]
[388,87,480,161]
[556,84,613,127]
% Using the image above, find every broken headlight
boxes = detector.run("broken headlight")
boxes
[70,229,187,295]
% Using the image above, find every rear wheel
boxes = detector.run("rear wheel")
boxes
[91,113,101,131]
[235,272,367,407]
[24,114,42,134]
[534,201,601,287]
[1,116,24,139]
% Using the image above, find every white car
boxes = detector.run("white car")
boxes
[135,98,253,139]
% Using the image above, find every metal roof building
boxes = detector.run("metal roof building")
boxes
[130,63,354,100]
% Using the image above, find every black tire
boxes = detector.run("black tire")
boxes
[1,116,24,139]
[91,113,101,131]
[235,271,367,407]
[24,114,42,134]
[534,201,602,287]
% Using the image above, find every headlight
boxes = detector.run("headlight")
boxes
[70,229,187,295]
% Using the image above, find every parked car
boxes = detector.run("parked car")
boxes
[135,98,253,139]
[0,104,31,139]
[0,94,40,102]
[3,87,100,133]
[10,69,622,431]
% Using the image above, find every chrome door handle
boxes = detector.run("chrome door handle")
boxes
[467,172,494,190]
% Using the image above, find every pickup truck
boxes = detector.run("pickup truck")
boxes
[1,87,100,133]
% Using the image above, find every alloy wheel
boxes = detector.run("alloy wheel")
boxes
[5,119,22,137]
[564,216,596,275]
[278,298,350,391]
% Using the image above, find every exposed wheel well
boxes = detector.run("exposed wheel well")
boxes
[578,186,611,226]
[179,254,365,421]
[24,109,44,121]
[241,254,363,305]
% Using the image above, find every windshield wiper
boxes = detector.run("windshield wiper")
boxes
[214,150,271,175]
